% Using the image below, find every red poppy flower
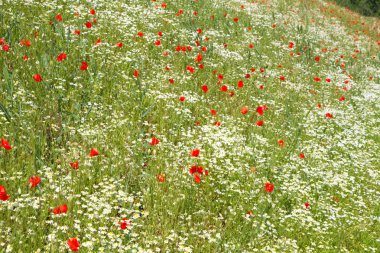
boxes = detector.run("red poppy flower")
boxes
[150,137,160,146]
[339,96,345,101]
[201,85,208,93]
[194,174,201,183]
[313,77,321,82]
[120,218,131,230]
[256,106,264,116]
[279,75,285,81]
[256,120,263,126]
[237,80,244,88]
[116,42,123,48]
[89,148,99,157]
[90,9,96,15]
[241,106,248,115]
[325,78,331,82]
[210,109,217,116]
[23,55,28,61]
[233,17,239,22]
[299,153,305,159]
[315,56,320,61]
[213,121,221,126]
[55,14,63,22]
[186,66,194,73]
[137,31,144,37]
[325,113,333,118]
[20,39,31,47]
[191,149,200,157]
[265,183,274,193]
[220,85,228,92]
[29,176,41,188]
[245,73,250,78]
[0,185,10,201]
[67,238,80,252]
[304,202,310,209]
[57,53,67,62]
[2,44,10,52]
[189,166,204,175]
[74,30,81,35]
[176,9,183,16]
[53,204,68,215]
[1,139,11,150]
[80,62,88,71]
[168,78,174,84]
[195,53,203,62]
[201,46,207,52]
[288,42,294,48]
[156,174,165,183]
[70,161,79,170]
[85,22,92,28]
[277,140,285,147]
[179,96,186,102]
[154,40,161,46]
[133,69,139,78]
[33,74,43,82]
[0,38,4,45]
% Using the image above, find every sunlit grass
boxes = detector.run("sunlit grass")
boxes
[0,0,379,252]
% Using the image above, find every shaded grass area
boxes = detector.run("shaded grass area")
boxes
[333,0,380,17]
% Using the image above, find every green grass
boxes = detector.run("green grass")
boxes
[0,0,379,252]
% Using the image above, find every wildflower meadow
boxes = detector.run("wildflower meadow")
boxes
[0,0,379,252]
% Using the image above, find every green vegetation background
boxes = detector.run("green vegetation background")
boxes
[334,0,380,17]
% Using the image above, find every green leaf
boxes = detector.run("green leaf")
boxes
[0,102,12,122]
[3,64,13,97]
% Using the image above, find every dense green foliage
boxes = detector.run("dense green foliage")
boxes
[334,0,380,17]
